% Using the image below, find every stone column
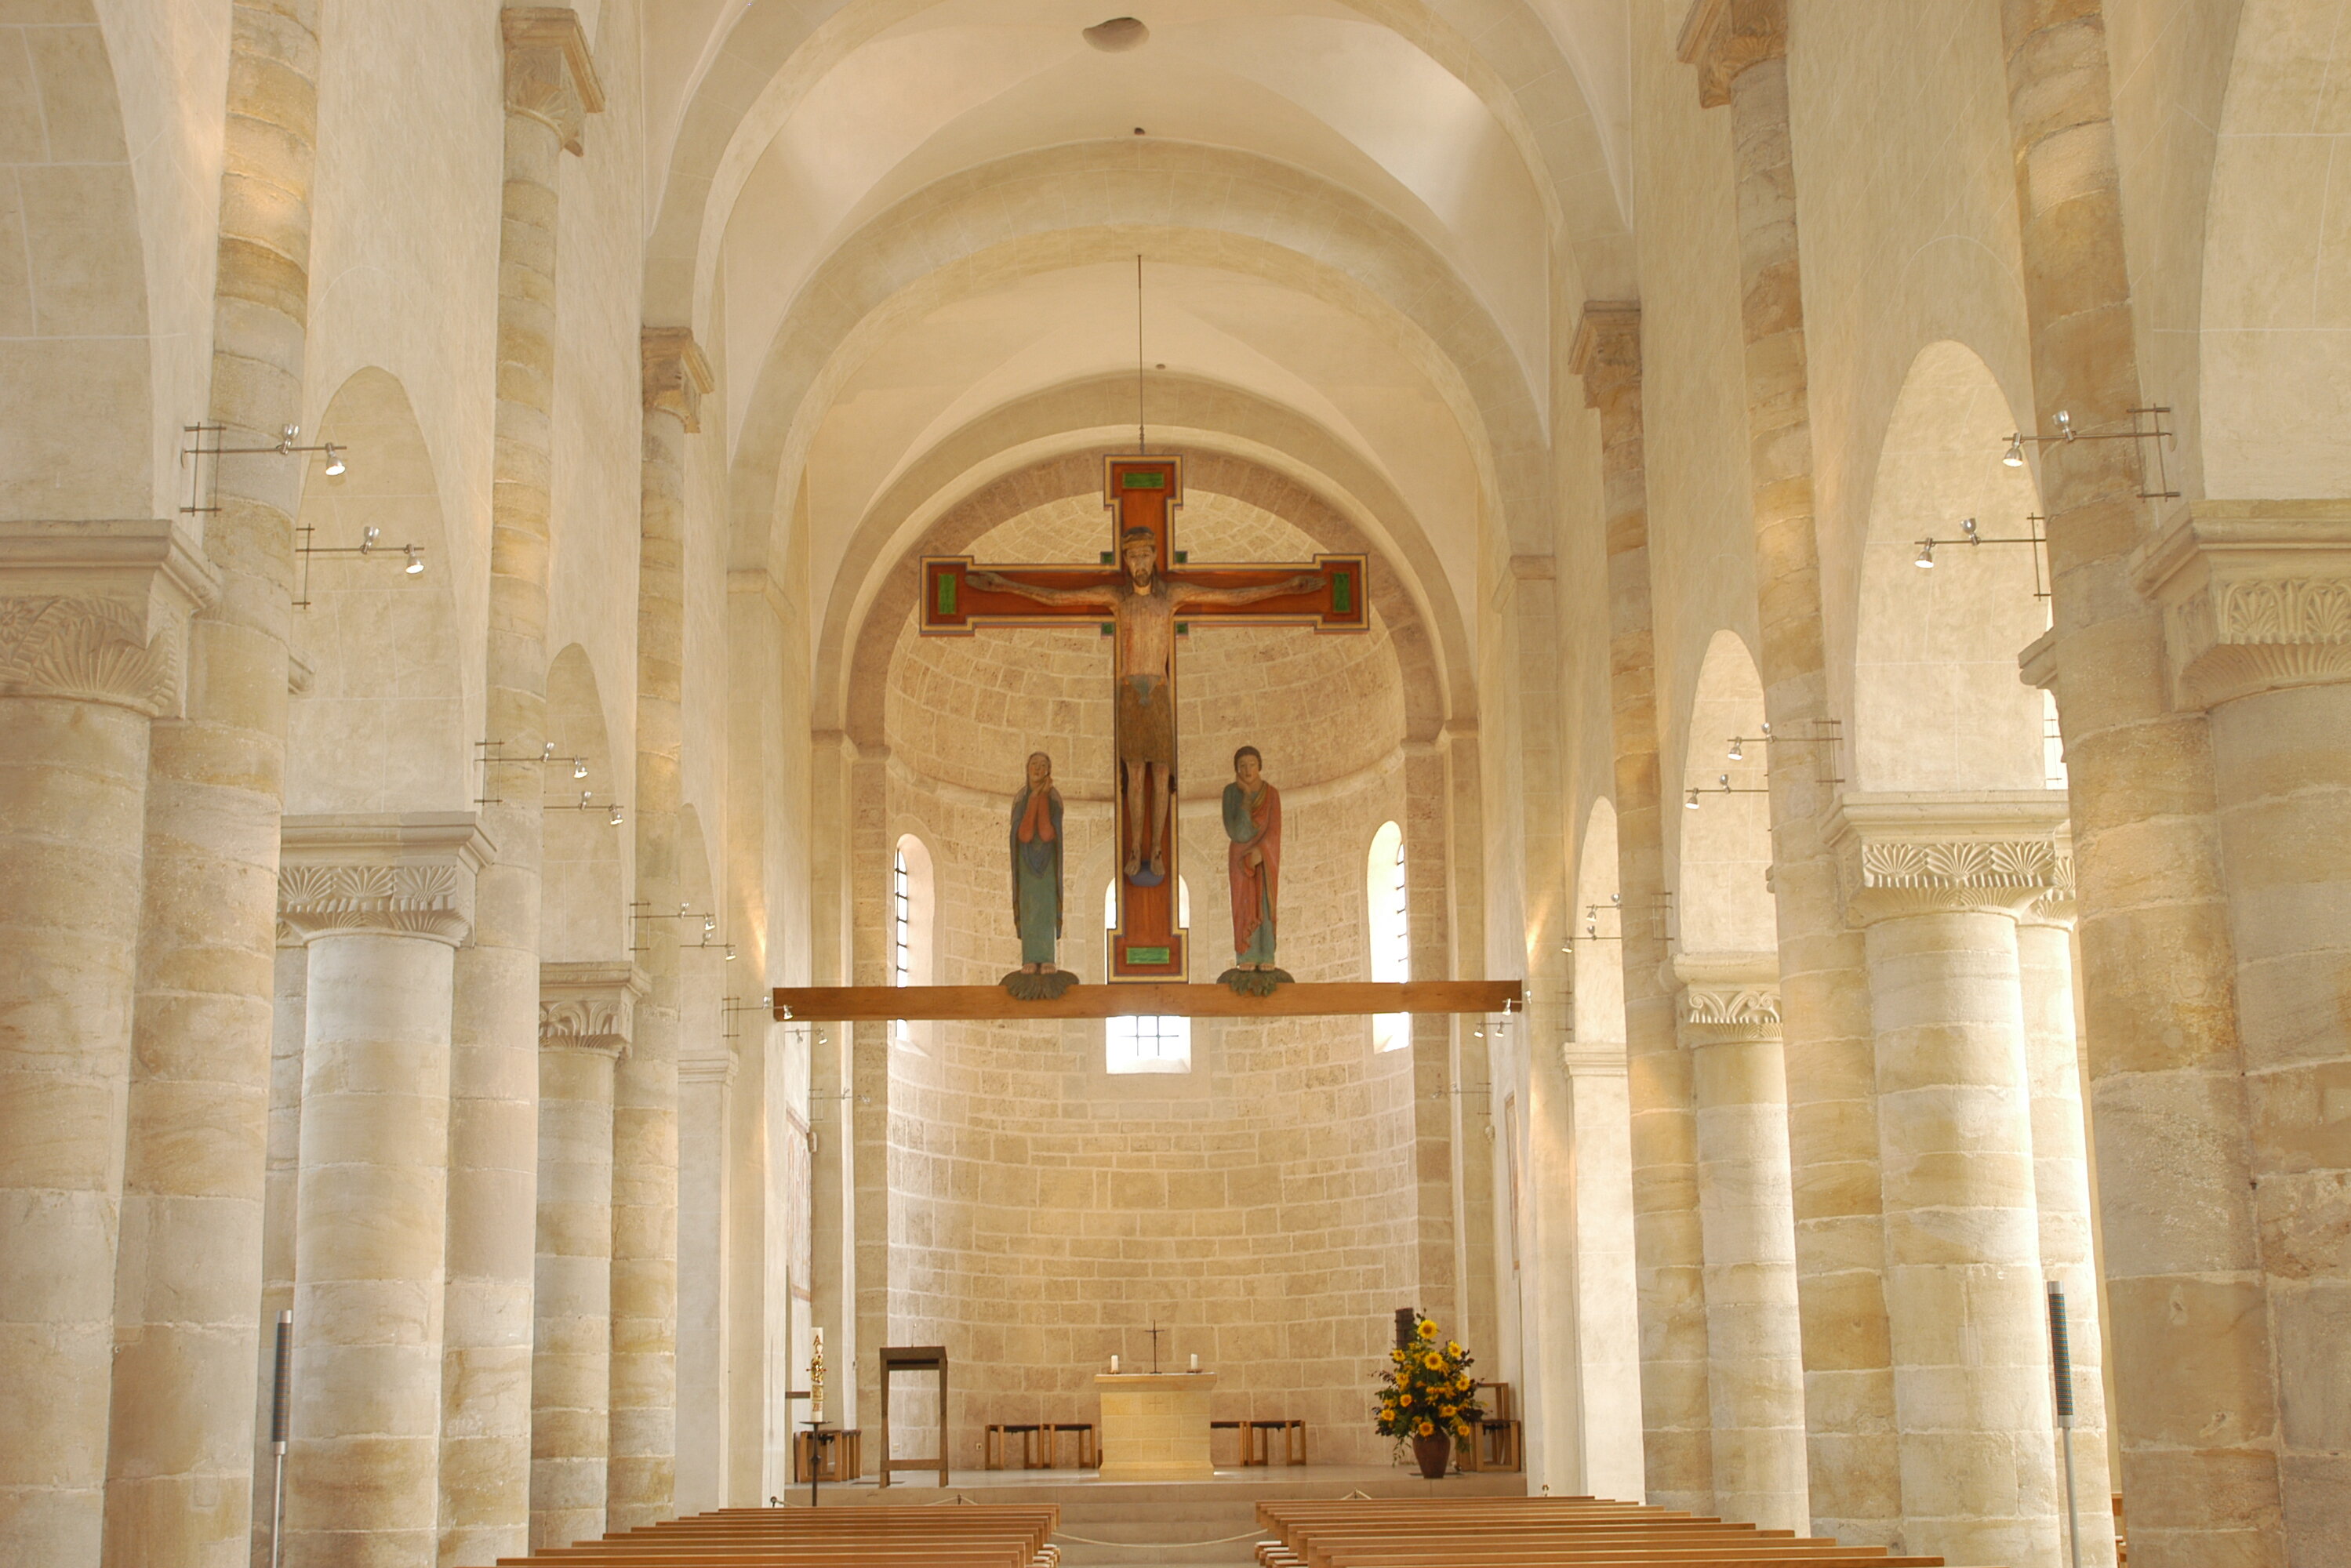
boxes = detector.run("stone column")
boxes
[2132,504,2351,1562]
[438,14,602,1564]
[676,1050,736,1515]
[2015,887,2119,1567]
[278,816,487,1568]
[1830,796,2069,1567]
[106,7,322,1566]
[1572,304,1699,1511]
[805,733,857,1437]
[1672,954,1808,1534]
[609,327,710,1530]
[530,964,639,1551]
[1674,2,1891,1541]
[0,523,214,1568]
[1994,13,2275,1566]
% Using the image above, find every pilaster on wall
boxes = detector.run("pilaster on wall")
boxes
[107,5,325,1566]
[1993,9,2277,1566]
[1572,303,1697,1515]
[442,12,605,1563]
[1674,0,1883,1543]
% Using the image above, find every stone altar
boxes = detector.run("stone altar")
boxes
[1093,1371,1217,1481]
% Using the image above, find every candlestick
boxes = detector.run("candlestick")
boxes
[1110,1353,1120,1373]
[1189,1352,1199,1372]
[808,1327,826,1425]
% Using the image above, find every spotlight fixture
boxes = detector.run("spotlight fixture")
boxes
[703,916,718,936]
[403,545,423,575]
[578,790,593,808]
[1728,738,1743,761]
[1586,919,1598,938]
[1915,540,1936,569]
[1718,773,1732,790]
[322,444,346,477]
[572,757,589,780]
[722,943,736,961]
[2003,434,2026,467]
[360,525,380,554]
[1685,788,1702,810]
[2054,409,2074,441]
[541,742,558,760]
[608,804,624,826]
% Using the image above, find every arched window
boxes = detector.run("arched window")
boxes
[1105,878,1191,1073]
[1368,820,1409,1051]
[890,836,935,1048]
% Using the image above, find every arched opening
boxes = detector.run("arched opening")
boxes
[1367,819,1410,1051]
[1851,341,2049,793]
[541,645,627,962]
[1677,631,1776,956]
[285,368,467,817]
[2199,0,2351,499]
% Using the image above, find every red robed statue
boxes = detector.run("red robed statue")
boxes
[1221,746,1288,995]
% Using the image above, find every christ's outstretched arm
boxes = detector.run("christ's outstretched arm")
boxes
[1169,573,1324,611]
[966,569,1122,610]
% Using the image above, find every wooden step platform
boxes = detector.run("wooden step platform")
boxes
[492,1503,1061,1567]
[1252,1497,1963,1568]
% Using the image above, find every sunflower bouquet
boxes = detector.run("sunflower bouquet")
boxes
[1372,1311,1484,1457]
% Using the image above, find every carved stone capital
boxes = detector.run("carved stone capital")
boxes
[1826,792,2070,924]
[278,813,493,946]
[1569,303,1641,408]
[2130,502,2351,709]
[1677,0,1788,108]
[0,519,219,716]
[1671,952,1780,1047]
[641,327,714,434]
[502,7,605,154]
[1561,1044,1629,1080]
[540,960,645,1056]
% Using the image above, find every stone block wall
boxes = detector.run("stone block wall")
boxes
[870,488,1429,1468]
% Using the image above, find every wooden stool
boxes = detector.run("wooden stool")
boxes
[1210,1418,1245,1468]
[1043,1421,1096,1468]
[983,1422,1043,1470]
[1246,1418,1306,1465]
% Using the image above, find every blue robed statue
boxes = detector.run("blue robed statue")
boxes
[1005,752,1074,998]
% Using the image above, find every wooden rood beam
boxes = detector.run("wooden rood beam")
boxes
[769,980,1521,1022]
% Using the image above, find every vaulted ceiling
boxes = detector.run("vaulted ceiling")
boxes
[633,1,1636,727]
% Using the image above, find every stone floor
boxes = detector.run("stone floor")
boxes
[798,1464,1532,1566]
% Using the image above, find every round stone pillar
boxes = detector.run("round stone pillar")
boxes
[278,818,486,1568]
[1673,953,1808,1534]
[2134,504,2351,1560]
[0,522,213,1568]
[530,964,640,1550]
[1833,795,2066,1568]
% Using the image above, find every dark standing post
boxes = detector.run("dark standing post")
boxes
[268,1309,292,1568]
[1395,1307,1417,1352]
[2048,1281,2081,1568]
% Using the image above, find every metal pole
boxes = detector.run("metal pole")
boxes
[269,1308,292,1568]
[2047,1282,2082,1568]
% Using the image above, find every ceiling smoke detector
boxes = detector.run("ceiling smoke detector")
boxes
[1085,16,1149,51]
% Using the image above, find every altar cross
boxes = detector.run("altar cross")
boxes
[921,455,1365,981]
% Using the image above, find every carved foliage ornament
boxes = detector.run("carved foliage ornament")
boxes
[502,7,605,154]
[2131,505,2351,708]
[539,995,630,1055]
[278,862,471,944]
[0,595,177,714]
[1847,836,2064,920]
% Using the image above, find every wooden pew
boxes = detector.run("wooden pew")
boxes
[493,1502,1059,1568]
[1255,1497,1957,1568]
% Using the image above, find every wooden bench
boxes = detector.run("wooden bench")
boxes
[1043,1420,1096,1468]
[983,1421,1045,1469]
[1245,1417,1307,1465]
[494,1502,1060,1568]
[1255,1497,1957,1568]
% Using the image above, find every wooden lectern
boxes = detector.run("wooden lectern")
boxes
[877,1345,950,1487]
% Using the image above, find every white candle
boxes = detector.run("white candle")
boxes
[1189,1353,1200,1372]
[1110,1354,1121,1373]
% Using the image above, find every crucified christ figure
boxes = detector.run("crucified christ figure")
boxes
[971,527,1317,880]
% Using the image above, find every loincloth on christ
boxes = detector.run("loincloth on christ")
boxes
[1116,673,1176,771]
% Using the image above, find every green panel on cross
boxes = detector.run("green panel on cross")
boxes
[1332,572,1351,615]
[936,572,957,616]
[1125,946,1172,965]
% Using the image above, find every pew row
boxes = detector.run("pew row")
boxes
[1254,1497,1960,1568]
[493,1503,1061,1568]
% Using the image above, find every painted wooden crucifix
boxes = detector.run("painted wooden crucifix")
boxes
[920,455,1366,982]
